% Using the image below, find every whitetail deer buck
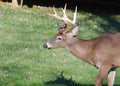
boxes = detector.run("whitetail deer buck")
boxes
[43,5,120,86]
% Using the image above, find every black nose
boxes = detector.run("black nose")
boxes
[43,44,48,48]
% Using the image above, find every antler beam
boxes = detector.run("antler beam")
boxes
[48,4,77,26]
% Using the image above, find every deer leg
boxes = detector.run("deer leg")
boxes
[95,65,111,86]
[107,69,116,86]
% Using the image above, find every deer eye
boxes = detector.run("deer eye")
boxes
[57,37,62,40]
[58,37,62,40]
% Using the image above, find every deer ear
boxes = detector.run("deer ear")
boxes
[66,26,79,37]
[70,26,79,36]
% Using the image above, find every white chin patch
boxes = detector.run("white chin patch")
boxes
[46,42,52,49]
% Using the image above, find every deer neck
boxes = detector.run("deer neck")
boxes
[65,37,94,64]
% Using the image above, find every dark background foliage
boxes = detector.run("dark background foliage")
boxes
[2,0,120,14]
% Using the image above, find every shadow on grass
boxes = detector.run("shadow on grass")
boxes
[99,15,120,32]
[45,71,119,86]
[45,71,84,86]
[78,14,120,35]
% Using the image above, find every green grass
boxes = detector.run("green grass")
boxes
[0,4,120,86]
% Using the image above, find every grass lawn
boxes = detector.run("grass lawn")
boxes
[0,3,120,86]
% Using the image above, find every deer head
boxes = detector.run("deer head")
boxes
[43,4,79,49]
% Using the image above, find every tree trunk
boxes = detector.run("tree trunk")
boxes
[20,0,23,7]
[12,0,19,7]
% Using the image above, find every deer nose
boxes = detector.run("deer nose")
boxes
[43,44,48,49]
[43,44,51,49]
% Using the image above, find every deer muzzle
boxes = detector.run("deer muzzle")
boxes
[43,43,52,49]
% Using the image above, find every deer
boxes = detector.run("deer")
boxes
[43,4,120,86]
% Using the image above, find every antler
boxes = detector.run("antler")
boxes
[48,4,77,34]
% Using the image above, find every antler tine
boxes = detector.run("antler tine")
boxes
[61,4,76,25]
[53,6,57,15]
[48,4,77,26]
[73,6,77,25]
[62,4,68,19]
[48,6,63,20]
